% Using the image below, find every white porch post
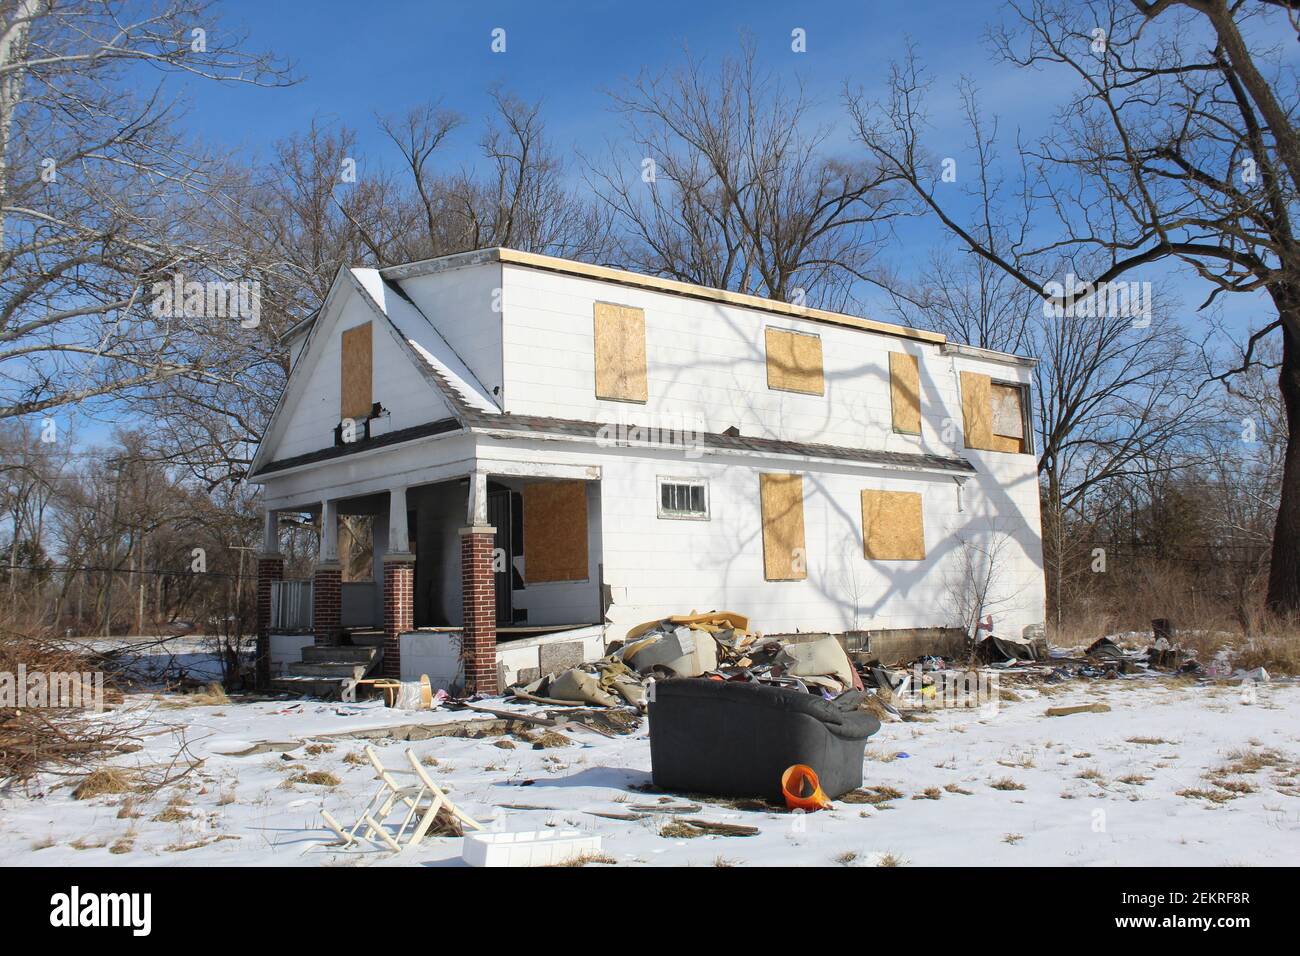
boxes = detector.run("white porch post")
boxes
[467,469,489,527]
[388,484,412,556]
[319,499,339,563]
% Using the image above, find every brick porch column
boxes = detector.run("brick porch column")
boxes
[459,525,498,695]
[254,552,283,688]
[314,498,341,646]
[313,562,341,646]
[381,553,414,679]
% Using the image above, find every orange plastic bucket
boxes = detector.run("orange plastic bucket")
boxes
[782,764,832,811]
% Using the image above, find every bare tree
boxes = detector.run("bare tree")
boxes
[589,38,909,309]
[0,0,292,421]
[851,0,1300,611]
[943,520,1026,641]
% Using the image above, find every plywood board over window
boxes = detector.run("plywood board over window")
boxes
[959,371,993,450]
[594,302,648,402]
[889,351,921,434]
[765,328,824,395]
[759,473,807,580]
[861,490,925,561]
[990,383,1027,453]
[340,322,374,421]
[961,370,1028,453]
[522,480,590,583]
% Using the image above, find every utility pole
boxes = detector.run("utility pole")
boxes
[103,457,123,638]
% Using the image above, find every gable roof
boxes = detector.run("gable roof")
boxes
[349,269,499,417]
[247,265,496,477]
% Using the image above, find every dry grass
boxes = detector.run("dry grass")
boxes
[944,783,974,796]
[528,730,572,749]
[1218,747,1288,775]
[151,796,193,823]
[912,787,942,800]
[877,853,904,867]
[840,785,904,806]
[658,820,699,839]
[1118,774,1152,786]
[1127,736,1174,746]
[72,767,135,800]
[287,770,341,787]
[835,850,859,866]
[109,837,134,855]
[1003,833,1024,845]
[164,835,240,853]
[1177,788,1237,804]
[187,683,229,706]
[342,751,367,767]
[1051,564,1300,675]
[543,851,618,867]
[990,777,1027,791]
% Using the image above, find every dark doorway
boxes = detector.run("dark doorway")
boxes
[486,488,513,625]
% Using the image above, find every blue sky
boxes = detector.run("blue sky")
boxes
[183,0,1027,164]
[174,0,1280,332]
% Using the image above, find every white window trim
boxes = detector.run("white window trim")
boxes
[656,476,710,521]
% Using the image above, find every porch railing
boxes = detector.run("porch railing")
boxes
[271,579,313,632]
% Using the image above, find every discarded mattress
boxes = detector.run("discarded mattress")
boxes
[771,635,862,691]
[648,679,880,801]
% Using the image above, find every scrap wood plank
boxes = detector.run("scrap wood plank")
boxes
[629,802,703,814]
[1045,702,1112,717]
[586,810,651,822]
[677,819,760,837]
[469,701,620,738]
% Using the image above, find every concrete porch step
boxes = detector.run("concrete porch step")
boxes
[347,632,386,648]
[287,661,370,680]
[302,645,378,664]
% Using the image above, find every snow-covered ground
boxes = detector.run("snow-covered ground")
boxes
[2,675,1297,866]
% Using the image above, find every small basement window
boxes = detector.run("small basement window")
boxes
[658,478,709,519]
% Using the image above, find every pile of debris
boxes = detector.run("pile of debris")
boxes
[509,612,862,710]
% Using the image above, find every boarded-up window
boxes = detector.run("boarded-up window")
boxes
[959,371,993,450]
[340,322,373,421]
[522,481,589,582]
[961,371,1028,453]
[990,383,1027,453]
[861,490,925,561]
[889,352,921,434]
[759,473,807,581]
[594,302,648,402]
[765,328,824,395]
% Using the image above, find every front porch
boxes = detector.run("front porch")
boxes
[257,468,605,695]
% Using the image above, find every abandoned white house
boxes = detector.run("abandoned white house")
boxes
[249,248,1046,695]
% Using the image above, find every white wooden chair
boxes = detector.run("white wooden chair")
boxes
[319,745,482,852]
